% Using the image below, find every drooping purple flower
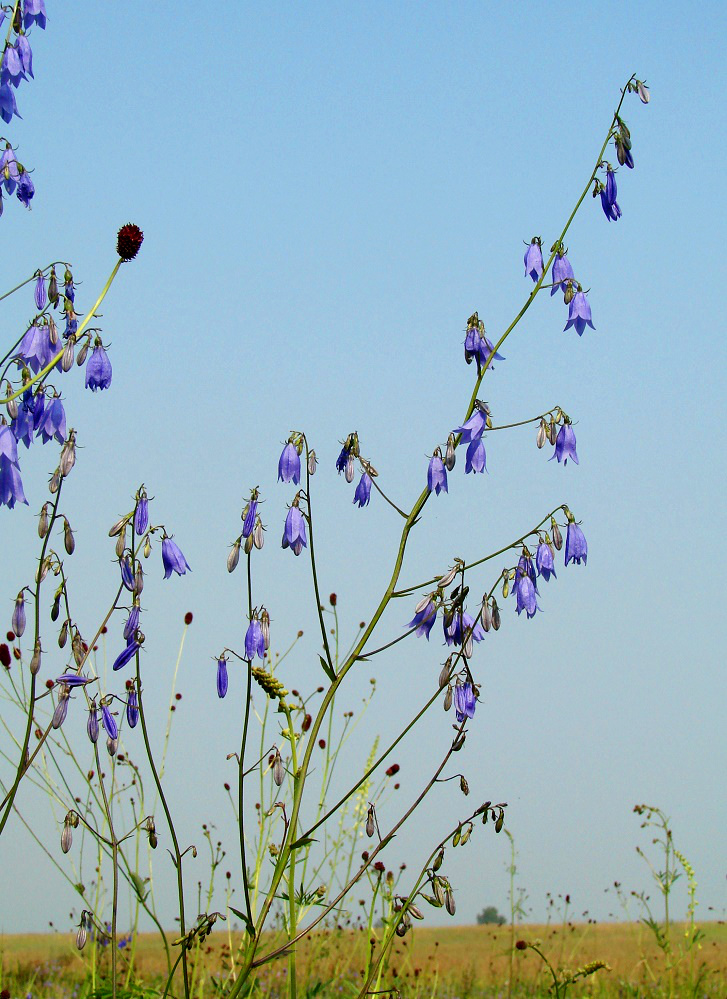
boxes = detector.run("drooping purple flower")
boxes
[134,494,148,535]
[552,423,579,465]
[464,438,487,474]
[0,82,20,125]
[52,686,70,729]
[17,322,55,373]
[464,325,505,371]
[427,454,448,495]
[55,673,92,688]
[11,404,35,448]
[0,424,19,465]
[126,691,139,728]
[444,610,486,647]
[1,45,25,88]
[123,604,140,641]
[244,618,265,661]
[551,251,575,296]
[353,472,372,508]
[407,597,438,639]
[34,271,46,310]
[87,701,99,744]
[278,442,301,484]
[536,541,556,582]
[161,537,191,578]
[101,701,118,741]
[563,291,595,337]
[217,657,229,699]
[35,396,66,444]
[23,0,47,30]
[85,344,112,391]
[600,168,621,221]
[0,452,27,508]
[282,505,307,555]
[453,406,488,443]
[12,591,26,637]
[16,35,33,78]
[120,556,135,591]
[514,574,538,618]
[1,143,19,193]
[565,522,588,565]
[524,239,544,281]
[113,638,140,672]
[454,682,476,723]
[16,169,34,207]
[242,495,259,538]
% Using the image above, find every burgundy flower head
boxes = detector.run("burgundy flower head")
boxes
[117,223,144,261]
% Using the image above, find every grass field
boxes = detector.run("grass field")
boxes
[1,921,725,997]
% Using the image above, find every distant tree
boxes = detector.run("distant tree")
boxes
[477,905,506,926]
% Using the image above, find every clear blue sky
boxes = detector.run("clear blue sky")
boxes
[2,1,725,934]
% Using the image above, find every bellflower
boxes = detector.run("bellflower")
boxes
[1,45,25,88]
[87,701,99,744]
[552,423,579,465]
[536,541,556,581]
[101,702,118,741]
[12,591,26,637]
[453,406,488,443]
[123,603,140,642]
[16,169,33,207]
[85,343,112,391]
[282,505,307,555]
[0,454,27,507]
[242,494,259,538]
[0,424,19,465]
[524,238,544,281]
[427,454,448,495]
[16,35,33,78]
[278,442,301,484]
[217,657,229,699]
[444,610,485,647]
[23,0,47,30]
[407,597,438,639]
[55,673,91,688]
[454,682,476,723]
[565,521,588,565]
[600,168,621,221]
[465,438,487,474]
[126,690,139,728]
[244,618,265,661]
[514,574,538,618]
[35,396,66,444]
[134,494,148,535]
[18,322,54,373]
[112,638,140,672]
[161,537,191,578]
[34,271,46,310]
[551,251,575,296]
[563,291,595,336]
[11,405,34,448]
[464,325,505,370]
[1,143,19,193]
[353,472,372,507]
[0,82,20,125]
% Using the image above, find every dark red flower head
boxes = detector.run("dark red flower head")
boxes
[117,224,144,261]
[385,763,400,777]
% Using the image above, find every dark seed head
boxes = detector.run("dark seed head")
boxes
[116,223,144,261]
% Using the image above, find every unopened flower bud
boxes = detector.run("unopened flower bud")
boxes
[438,659,451,689]
[460,823,472,845]
[87,702,99,743]
[64,519,75,555]
[58,620,69,648]
[548,419,557,446]
[144,536,151,558]
[437,564,459,588]
[460,775,470,796]
[444,685,452,712]
[72,630,84,666]
[60,436,76,477]
[38,503,50,539]
[463,633,473,659]
[107,736,118,757]
[345,454,355,483]
[433,847,444,872]
[12,592,26,637]
[395,920,408,937]
[50,593,61,622]
[30,639,42,675]
[61,336,75,371]
[76,340,89,366]
[49,468,61,494]
[445,434,456,471]
[637,81,650,104]
[48,269,59,306]
[61,821,73,854]
[445,889,456,916]
[6,392,17,420]
[366,805,375,838]
[227,539,241,573]
[76,920,87,951]
[564,281,574,305]
[551,520,563,551]
[134,564,144,596]
[307,450,318,475]
[48,315,59,345]
[149,831,158,849]
[253,518,264,550]
[433,876,445,905]
[537,420,548,449]
[491,602,501,631]
[115,530,127,559]
[109,516,128,538]
[502,577,509,600]
[414,591,434,615]
[244,533,254,554]
[273,750,284,787]
[52,685,70,729]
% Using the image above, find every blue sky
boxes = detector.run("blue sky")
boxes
[2,1,726,934]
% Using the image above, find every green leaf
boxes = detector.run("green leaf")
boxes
[229,906,255,935]
[319,655,336,682]
[290,834,318,850]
